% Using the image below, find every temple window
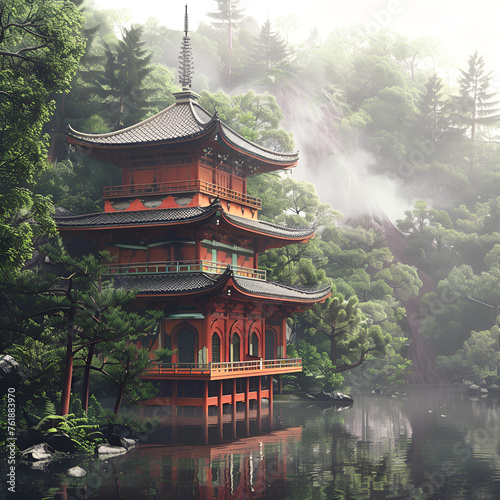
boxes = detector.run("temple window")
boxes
[265,329,276,360]
[250,331,259,357]
[177,327,197,364]
[212,333,221,363]
[231,333,241,362]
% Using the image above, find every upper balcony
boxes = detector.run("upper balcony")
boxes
[141,358,302,380]
[104,259,266,281]
[103,179,262,209]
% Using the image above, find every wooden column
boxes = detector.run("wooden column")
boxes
[257,376,262,433]
[218,380,223,441]
[171,380,178,442]
[231,378,237,438]
[269,375,274,430]
[203,380,209,413]
[281,317,287,358]
[202,410,208,445]
[244,377,250,436]
[195,240,202,261]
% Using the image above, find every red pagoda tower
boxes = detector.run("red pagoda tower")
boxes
[55,8,330,425]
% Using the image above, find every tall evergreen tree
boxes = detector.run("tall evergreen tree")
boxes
[416,74,447,135]
[247,18,289,76]
[97,25,153,128]
[454,51,500,142]
[207,0,245,87]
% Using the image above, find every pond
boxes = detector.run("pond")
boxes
[12,386,500,499]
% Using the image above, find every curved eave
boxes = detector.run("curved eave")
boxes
[109,269,232,299]
[220,210,315,245]
[229,277,331,305]
[55,204,219,231]
[217,123,299,171]
[66,121,218,150]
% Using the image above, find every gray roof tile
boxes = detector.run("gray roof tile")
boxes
[110,272,226,294]
[234,277,331,301]
[67,98,298,165]
[56,206,210,228]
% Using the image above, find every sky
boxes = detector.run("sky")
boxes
[85,0,500,76]
[84,0,500,220]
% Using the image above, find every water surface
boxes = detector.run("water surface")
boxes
[13,387,500,499]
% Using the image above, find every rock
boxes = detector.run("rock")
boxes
[46,432,77,453]
[97,444,127,457]
[0,354,19,376]
[121,437,136,449]
[480,388,489,394]
[487,384,500,394]
[21,443,55,461]
[66,466,86,477]
[107,433,136,449]
[313,391,353,402]
[467,384,481,393]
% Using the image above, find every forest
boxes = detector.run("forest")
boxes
[2,0,500,436]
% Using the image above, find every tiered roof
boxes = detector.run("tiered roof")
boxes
[67,91,299,173]
[55,200,315,244]
[109,269,331,304]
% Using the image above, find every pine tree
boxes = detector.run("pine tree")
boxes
[207,0,245,87]
[247,18,289,77]
[416,74,447,135]
[454,51,500,142]
[97,25,153,128]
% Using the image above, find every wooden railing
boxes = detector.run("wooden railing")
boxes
[104,259,266,280]
[145,358,302,376]
[103,179,262,209]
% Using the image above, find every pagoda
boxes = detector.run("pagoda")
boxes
[55,6,330,429]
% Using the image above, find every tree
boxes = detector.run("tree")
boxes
[96,25,153,128]
[207,0,245,87]
[199,89,295,152]
[1,246,159,415]
[246,18,289,77]
[301,288,391,373]
[453,51,500,142]
[415,74,448,138]
[0,0,85,270]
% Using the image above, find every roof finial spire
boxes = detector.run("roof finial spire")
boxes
[178,3,194,91]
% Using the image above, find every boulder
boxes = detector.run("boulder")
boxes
[313,391,353,402]
[487,384,500,394]
[45,432,77,453]
[21,443,55,462]
[106,433,136,449]
[97,444,127,457]
[66,466,86,477]
[467,384,481,393]
[0,355,19,376]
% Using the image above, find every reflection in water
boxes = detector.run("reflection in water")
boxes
[14,387,500,499]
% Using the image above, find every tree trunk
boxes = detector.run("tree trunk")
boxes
[330,333,338,366]
[114,379,126,416]
[81,342,95,413]
[60,306,76,416]
[114,364,129,416]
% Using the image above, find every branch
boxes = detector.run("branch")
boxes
[0,50,35,62]
[330,346,378,373]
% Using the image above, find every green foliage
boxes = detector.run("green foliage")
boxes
[199,89,295,152]
[437,327,500,382]
[0,0,85,270]
[35,411,103,452]
[287,341,344,392]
